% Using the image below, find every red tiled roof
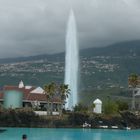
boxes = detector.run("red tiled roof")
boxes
[24,93,47,102]
[23,93,61,103]
[0,86,61,103]
[4,85,35,93]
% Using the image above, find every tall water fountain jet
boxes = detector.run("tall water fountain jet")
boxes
[65,10,79,109]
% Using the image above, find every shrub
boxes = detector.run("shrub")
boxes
[68,112,90,125]
[0,108,40,127]
[73,103,88,113]
[115,100,129,111]
[104,100,118,115]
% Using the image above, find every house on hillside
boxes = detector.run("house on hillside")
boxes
[0,81,61,112]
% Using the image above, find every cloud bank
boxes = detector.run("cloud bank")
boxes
[0,0,140,58]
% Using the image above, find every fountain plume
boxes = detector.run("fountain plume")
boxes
[65,9,79,109]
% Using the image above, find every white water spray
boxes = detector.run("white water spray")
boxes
[65,10,79,109]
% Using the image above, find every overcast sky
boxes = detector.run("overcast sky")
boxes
[0,0,140,58]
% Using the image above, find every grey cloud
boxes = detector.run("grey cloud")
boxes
[0,0,140,58]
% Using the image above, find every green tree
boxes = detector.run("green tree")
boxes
[128,73,139,110]
[58,84,70,115]
[73,103,88,113]
[115,100,128,111]
[104,99,118,115]
[44,82,57,115]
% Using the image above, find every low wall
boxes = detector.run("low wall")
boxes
[34,111,59,116]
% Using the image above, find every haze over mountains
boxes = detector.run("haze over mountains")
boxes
[0,40,140,63]
[0,40,140,91]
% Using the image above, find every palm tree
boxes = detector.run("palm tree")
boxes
[128,73,139,110]
[58,84,70,115]
[44,84,50,115]
[44,82,57,115]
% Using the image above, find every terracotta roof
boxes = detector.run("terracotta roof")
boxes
[3,85,35,93]
[23,93,47,102]
[0,86,61,103]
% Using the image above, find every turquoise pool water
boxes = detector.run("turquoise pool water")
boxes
[0,128,140,140]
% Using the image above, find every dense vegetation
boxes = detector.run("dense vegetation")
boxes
[0,106,140,129]
[0,108,41,127]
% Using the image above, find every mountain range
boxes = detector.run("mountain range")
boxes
[0,40,140,104]
[1,40,140,63]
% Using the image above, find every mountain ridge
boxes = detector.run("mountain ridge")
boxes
[0,40,140,103]
[0,40,140,64]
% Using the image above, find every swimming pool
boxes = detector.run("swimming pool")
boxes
[0,128,140,140]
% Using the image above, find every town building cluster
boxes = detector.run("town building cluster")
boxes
[0,81,61,112]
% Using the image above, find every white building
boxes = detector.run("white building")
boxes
[0,81,62,113]
[93,98,102,114]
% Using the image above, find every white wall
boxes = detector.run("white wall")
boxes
[94,104,102,114]
[34,111,60,116]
